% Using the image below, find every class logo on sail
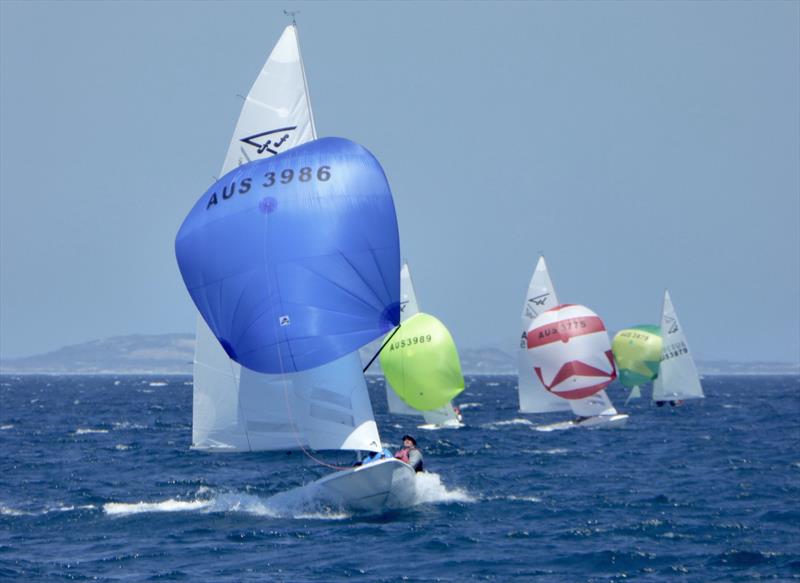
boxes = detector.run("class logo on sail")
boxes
[525,293,550,319]
[664,316,679,334]
[529,293,550,307]
[240,126,298,156]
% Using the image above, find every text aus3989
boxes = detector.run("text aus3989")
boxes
[388,335,433,351]
[206,165,332,210]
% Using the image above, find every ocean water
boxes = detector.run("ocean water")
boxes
[1,374,798,582]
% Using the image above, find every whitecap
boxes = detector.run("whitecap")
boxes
[1,424,14,430]
[506,495,542,502]
[533,421,576,432]
[50,504,97,513]
[0,504,28,516]
[104,498,212,516]
[522,448,570,455]
[73,428,109,435]
[459,402,481,409]
[148,381,168,387]
[482,418,534,429]
[293,510,351,520]
[485,494,542,503]
[113,421,147,430]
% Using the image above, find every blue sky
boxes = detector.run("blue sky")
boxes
[1,1,798,362]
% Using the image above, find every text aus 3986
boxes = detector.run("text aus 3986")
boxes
[205,165,332,210]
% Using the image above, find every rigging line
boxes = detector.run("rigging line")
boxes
[292,16,317,140]
[282,380,352,471]
[362,324,401,373]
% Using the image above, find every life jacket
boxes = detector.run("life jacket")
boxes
[396,447,424,471]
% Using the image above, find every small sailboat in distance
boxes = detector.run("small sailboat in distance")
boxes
[383,263,465,429]
[652,290,704,406]
[178,24,416,513]
[518,257,628,430]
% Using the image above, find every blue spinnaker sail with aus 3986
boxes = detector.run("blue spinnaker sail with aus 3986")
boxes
[175,137,401,374]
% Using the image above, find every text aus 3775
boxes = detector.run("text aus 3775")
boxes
[206,165,332,210]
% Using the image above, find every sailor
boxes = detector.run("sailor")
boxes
[356,447,393,467]
[395,435,424,472]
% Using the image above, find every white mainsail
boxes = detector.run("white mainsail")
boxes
[220,24,316,171]
[652,290,704,402]
[519,256,619,417]
[384,262,461,426]
[192,25,381,453]
[518,257,572,413]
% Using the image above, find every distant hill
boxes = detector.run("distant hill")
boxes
[0,334,195,375]
[1,333,797,375]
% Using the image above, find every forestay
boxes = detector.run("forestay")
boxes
[652,290,704,401]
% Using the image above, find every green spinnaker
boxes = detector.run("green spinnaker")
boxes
[379,312,465,411]
[612,325,662,388]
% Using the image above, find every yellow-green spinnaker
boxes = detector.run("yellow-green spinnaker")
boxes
[612,325,662,388]
[380,312,464,411]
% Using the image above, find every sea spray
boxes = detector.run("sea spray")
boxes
[413,472,475,505]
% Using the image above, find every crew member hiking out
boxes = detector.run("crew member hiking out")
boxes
[395,434,424,472]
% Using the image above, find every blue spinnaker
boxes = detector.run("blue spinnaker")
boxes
[176,137,401,374]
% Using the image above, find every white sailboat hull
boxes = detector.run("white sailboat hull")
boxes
[534,413,629,432]
[313,457,417,512]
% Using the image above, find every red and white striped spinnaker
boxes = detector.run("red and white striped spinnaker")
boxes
[526,304,617,401]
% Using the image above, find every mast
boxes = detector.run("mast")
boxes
[290,15,318,140]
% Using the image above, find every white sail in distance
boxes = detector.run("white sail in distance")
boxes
[652,290,704,402]
[192,25,381,453]
[384,262,461,425]
[518,257,571,413]
[519,256,619,417]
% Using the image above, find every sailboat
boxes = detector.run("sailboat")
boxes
[652,290,704,406]
[383,263,464,429]
[518,257,628,430]
[180,25,416,512]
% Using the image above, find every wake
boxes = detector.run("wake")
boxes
[102,472,474,519]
